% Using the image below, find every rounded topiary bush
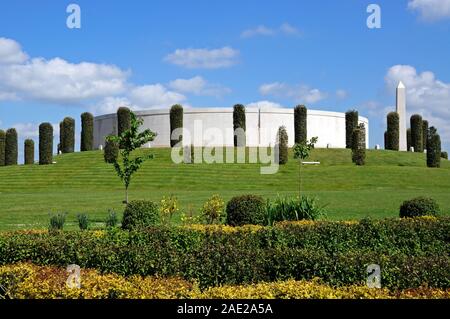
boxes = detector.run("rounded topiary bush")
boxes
[225,194,266,226]
[345,110,358,149]
[276,126,288,165]
[386,112,399,151]
[399,197,440,218]
[61,117,75,153]
[410,114,423,153]
[104,135,119,163]
[121,200,159,230]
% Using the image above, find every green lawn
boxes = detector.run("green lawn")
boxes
[0,148,449,230]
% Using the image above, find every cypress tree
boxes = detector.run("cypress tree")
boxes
[386,112,399,151]
[5,128,18,166]
[410,114,423,153]
[24,139,34,165]
[117,107,131,137]
[384,131,388,150]
[169,104,183,147]
[0,129,5,166]
[294,105,307,144]
[345,110,359,149]
[352,124,366,166]
[81,112,94,151]
[427,127,441,168]
[407,128,412,151]
[61,117,75,153]
[104,135,119,163]
[39,123,53,165]
[422,120,429,151]
[233,104,246,147]
[59,121,64,154]
[276,126,288,165]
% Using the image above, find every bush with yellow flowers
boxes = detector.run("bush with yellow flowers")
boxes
[200,194,225,224]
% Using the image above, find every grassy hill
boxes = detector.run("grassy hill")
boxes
[0,148,449,230]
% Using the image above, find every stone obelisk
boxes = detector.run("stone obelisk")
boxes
[396,81,407,151]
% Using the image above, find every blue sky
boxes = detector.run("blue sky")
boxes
[1,0,450,161]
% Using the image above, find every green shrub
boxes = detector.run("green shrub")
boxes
[427,127,441,168]
[77,213,89,230]
[5,128,18,166]
[407,128,411,151]
[410,114,423,153]
[105,210,118,228]
[24,139,34,165]
[351,124,366,166]
[0,130,5,166]
[400,197,440,218]
[39,123,53,165]
[345,110,358,149]
[276,126,288,165]
[233,104,246,147]
[201,194,225,224]
[294,105,307,144]
[386,112,399,151]
[59,121,64,154]
[81,112,94,151]
[226,195,266,226]
[422,120,428,151]
[61,117,75,153]
[441,152,448,160]
[122,200,159,230]
[266,196,326,225]
[384,131,388,150]
[170,104,183,147]
[104,135,119,163]
[49,213,66,232]
[117,107,131,138]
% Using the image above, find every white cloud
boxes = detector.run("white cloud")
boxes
[92,97,133,115]
[241,25,276,38]
[259,82,327,104]
[336,89,348,100]
[13,122,59,139]
[168,76,231,97]
[385,64,450,143]
[408,0,450,21]
[129,84,186,109]
[0,57,128,104]
[246,100,284,110]
[164,47,239,69]
[241,23,301,38]
[0,38,28,65]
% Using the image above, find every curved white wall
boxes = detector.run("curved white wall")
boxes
[93,107,369,149]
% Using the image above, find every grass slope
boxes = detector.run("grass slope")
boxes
[0,148,449,230]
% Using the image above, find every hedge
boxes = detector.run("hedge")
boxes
[170,104,183,147]
[294,105,307,144]
[226,195,266,226]
[39,123,53,165]
[5,128,18,166]
[24,139,34,165]
[422,120,429,151]
[233,104,246,147]
[345,110,358,149]
[0,217,448,290]
[427,126,441,168]
[410,114,423,153]
[1,263,448,299]
[386,112,399,151]
[117,107,131,137]
[61,117,75,153]
[122,200,159,230]
[276,126,288,165]
[81,112,94,151]
[0,129,5,166]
